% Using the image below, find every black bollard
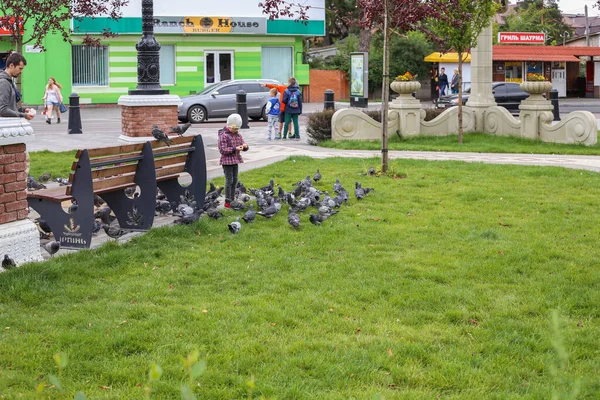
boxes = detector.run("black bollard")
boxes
[236,90,249,129]
[549,89,560,122]
[68,93,83,134]
[324,89,335,110]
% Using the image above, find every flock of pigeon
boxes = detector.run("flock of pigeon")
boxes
[3,169,375,270]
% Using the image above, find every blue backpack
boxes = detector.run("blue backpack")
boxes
[287,90,299,109]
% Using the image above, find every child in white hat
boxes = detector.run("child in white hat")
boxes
[218,114,249,208]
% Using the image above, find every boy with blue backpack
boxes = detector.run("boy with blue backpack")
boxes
[282,77,302,140]
[265,87,280,140]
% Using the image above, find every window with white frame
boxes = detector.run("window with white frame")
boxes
[72,45,109,86]
[160,45,176,85]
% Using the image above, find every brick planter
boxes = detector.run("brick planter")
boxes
[0,118,43,267]
[118,95,182,142]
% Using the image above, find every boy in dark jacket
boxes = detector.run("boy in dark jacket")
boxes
[438,67,449,96]
[281,77,302,140]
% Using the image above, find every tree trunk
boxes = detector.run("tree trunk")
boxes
[358,26,372,52]
[458,52,464,144]
[381,0,390,172]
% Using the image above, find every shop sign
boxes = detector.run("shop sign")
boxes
[153,16,266,34]
[0,16,24,35]
[498,32,545,44]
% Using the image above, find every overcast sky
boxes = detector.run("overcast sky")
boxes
[555,0,599,16]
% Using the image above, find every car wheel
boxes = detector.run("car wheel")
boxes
[188,105,207,123]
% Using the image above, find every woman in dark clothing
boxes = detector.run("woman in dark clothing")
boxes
[430,66,439,103]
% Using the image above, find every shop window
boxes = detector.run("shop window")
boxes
[505,61,522,83]
[72,45,109,86]
[262,47,292,85]
[160,45,176,85]
[526,61,542,78]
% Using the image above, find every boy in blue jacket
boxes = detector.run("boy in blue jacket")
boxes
[265,87,280,140]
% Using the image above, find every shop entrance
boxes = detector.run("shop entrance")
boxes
[205,51,233,86]
[551,62,566,98]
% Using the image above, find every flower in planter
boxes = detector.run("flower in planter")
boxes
[527,73,546,82]
[395,72,418,81]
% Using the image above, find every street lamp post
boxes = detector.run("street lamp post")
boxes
[129,0,169,95]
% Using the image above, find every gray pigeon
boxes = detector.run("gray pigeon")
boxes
[287,208,301,229]
[170,122,192,136]
[103,224,129,240]
[174,210,203,224]
[151,124,173,147]
[92,220,102,235]
[228,218,242,234]
[27,176,46,190]
[38,173,52,182]
[242,204,256,223]
[313,169,322,183]
[68,201,78,214]
[239,193,251,203]
[156,200,172,215]
[2,254,16,270]
[367,166,376,176]
[309,213,329,226]
[42,241,60,257]
[333,178,344,193]
[206,207,224,220]
[54,177,70,186]
[354,182,365,200]
[94,194,105,208]
[36,218,52,236]
[94,206,114,225]
[257,203,279,219]
[230,198,246,211]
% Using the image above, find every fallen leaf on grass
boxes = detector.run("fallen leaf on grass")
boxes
[202,309,208,313]
[388,349,393,357]
[469,318,479,326]
[168,285,173,291]
[498,251,504,256]
[355,327,361,334]
[498,222,511,227]
[577,321,583,327]
[269,323,276,327]
[329,308,334,313]
[99,386,112,390]
[388,384,399,389]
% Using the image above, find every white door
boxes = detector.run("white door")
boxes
[205,51,234,86]
[552,69,566,98]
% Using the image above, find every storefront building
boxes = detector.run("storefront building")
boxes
[15,0,325,105]
[425,45,600,98]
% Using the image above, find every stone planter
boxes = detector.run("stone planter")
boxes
[521,81,552,100]
[390,81,421,99]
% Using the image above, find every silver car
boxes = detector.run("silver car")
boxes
[178,79,281,123]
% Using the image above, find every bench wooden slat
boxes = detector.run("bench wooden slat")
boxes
[92,173,136,192]
[28,187,72,202]
[156,163,186,179]
[92,164,138,179]
[155,154,188,168]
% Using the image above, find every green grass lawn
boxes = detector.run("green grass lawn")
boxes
[319,132,600,155]
[28,150,77,180]
[2,156,600,398]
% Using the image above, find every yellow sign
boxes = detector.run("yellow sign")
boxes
[506,78,523,83]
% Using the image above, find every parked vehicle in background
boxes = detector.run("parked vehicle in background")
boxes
[436,82,533,112]
[178,79,281,123]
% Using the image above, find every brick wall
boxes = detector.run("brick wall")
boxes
[121,105,179,137]
[307,70,350,103]
[0,143,28,224]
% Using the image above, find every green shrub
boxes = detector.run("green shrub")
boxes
[306,109,382,145]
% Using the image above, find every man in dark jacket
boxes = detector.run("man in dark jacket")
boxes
[438,67,449,97]
[0,52,34,120]
[282,77,302,140]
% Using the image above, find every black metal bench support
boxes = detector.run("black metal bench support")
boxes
[157,135,207,211]
[100,142,157,231]
[27,150,95,249]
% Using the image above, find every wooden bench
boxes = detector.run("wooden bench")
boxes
[27,135,207,249]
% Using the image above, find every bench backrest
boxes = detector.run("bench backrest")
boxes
[66,136,195,196]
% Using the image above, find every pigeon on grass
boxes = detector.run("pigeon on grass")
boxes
[2,255,16,270]
[42,241,60,257]
[228,218,242,234]
[313,169,322,183]
[169,122,192,137]
[206,207,224,220]
[103,225,130,240]
[151,125,173,147]
[288,208,301,229]
[242,204,256,223]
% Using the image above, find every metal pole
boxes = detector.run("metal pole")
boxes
[236,90,249,129]
[129,0,169,95]
[68,93,82,134]
[381,0,389,172]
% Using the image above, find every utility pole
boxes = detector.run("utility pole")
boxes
[585,5,590,46]
[381,0,389,172]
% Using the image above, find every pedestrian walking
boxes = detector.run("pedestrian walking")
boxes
[218,114,249,209]
[265,87,280,140]
[438,67,449,97]
[430,66,439,104]
[0,52,34,120]
[451,68,460,94]
[282,77,302,140]
[42,77,63,124]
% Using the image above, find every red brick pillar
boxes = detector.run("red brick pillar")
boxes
[117,95,181,142]
[0,118,43,266]
[0,143,28,224]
